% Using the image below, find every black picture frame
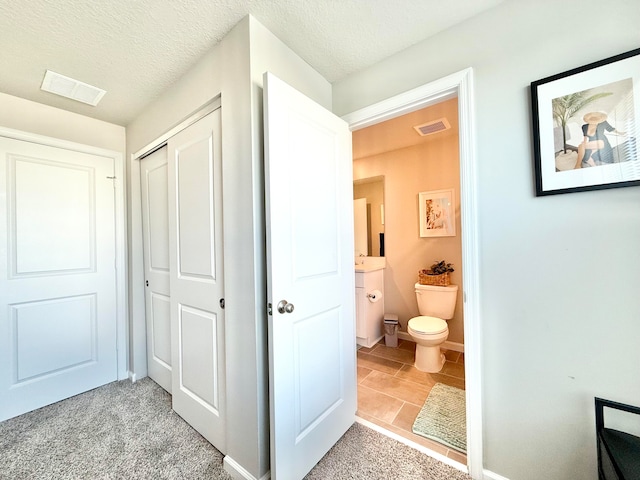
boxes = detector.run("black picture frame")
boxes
[531,48,640,196]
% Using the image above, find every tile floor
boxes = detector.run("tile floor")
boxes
[356,338,467,464]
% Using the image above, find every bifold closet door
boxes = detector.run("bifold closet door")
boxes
[0,136,117,421]
[167,109,226,453]
[141,146,172,393]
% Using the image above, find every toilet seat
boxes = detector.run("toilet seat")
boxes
[408,315,447,335]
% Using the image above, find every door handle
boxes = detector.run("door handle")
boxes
[276,300,295,314]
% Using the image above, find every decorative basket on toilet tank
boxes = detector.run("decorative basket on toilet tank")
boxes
[418,260,454,286]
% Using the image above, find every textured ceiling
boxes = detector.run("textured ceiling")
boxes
[0,0,504,126]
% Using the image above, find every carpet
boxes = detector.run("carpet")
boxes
[0,378,471,479]
[412,383,467,453]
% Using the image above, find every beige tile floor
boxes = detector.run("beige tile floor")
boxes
[356,339,467,465]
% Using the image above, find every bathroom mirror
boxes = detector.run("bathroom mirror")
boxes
[353,176,385,257]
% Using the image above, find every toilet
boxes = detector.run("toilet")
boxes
[407,283,458,373]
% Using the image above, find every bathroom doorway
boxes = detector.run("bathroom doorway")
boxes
[343,68,482,477]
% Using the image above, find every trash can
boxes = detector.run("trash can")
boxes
[383,313,399,348]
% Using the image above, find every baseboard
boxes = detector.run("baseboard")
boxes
[223,456,270,480]
[128,371,137,383]
[483,469,510,480]
[397,332,465,353]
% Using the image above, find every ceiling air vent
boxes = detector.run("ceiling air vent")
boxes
[413,118,451,137]
[41,70,106,106]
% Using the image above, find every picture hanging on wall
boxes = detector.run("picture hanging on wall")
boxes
[418,189,455,237]
[531,47,640,196]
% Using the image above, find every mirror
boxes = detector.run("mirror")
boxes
[353,176,385,257]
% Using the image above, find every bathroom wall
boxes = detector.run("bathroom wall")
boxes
[353,98,464,344]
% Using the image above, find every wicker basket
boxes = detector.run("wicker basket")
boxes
[418,270,450,286]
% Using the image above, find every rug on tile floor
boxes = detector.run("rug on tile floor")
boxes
[412,382,466,453]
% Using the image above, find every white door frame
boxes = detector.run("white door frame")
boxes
[342,67,483,478]
[0,125,128,381]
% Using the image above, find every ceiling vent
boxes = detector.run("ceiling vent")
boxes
[413,118,451,137]
[41,70,106,106]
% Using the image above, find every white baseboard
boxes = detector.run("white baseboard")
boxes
[223,456,270,480]
[397,332,464,353]
[483,469,510,480]
[128,371,137,383]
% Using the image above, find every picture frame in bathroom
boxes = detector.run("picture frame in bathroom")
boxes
[418,188,455,237]
[530,47,640,196]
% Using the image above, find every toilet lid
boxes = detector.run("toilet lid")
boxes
[409,316,447,335]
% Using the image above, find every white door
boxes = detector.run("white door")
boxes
[140,147,172,393]
[264,72,357,480]
[168,109,226,452]
[0,136,117,421]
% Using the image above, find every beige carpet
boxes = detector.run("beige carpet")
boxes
[0,378,471,480]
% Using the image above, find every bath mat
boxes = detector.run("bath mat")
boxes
[412,383,466,453]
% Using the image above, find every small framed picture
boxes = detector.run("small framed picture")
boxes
[531,48,640,196]
[418,189,455,237]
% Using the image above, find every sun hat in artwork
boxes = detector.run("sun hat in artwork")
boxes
[583,111,608,124]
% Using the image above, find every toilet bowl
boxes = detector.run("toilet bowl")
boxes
[408,316,449,372]
[407,283,458,373]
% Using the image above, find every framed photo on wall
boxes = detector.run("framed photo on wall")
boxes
[531,48,640,196]
[418,189,455,237]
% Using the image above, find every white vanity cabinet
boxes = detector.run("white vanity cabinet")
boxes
[355,266,384,348]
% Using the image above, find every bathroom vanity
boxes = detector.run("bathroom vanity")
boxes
[355,261,385,348]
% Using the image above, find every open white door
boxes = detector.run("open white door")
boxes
[264,72,357,479]
[140,146,172,393]
[0,137,117,421]
[167,109,226,452]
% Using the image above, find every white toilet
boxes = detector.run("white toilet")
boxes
[407,283,459,373]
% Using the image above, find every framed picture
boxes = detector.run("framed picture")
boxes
[418,189,455,237]
[531,48,640,196]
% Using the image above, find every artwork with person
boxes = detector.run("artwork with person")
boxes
[531,47,640,195]
[551,78,636,171]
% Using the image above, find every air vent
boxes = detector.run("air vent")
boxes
[41,70,106,106]
[413,118,451,136]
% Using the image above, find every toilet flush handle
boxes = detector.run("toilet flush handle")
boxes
[277,300,295,314]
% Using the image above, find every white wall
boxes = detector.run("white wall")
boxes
[0,92,125,152]
[333,1,640,479]
[126,15,332,479]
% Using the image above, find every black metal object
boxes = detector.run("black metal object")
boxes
[595,397,640,480]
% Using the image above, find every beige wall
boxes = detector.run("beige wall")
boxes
[335,1,640,478]
[353,99,463,343]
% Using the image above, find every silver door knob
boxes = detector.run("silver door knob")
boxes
[277,300,295,314]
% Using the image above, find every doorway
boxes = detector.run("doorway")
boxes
[342,68,482,478]
[352,97,466,464]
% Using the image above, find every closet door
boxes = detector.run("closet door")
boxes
[140,146,171,393]
[168,109,226,452]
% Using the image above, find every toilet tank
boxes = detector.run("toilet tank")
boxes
[414,283,459,319]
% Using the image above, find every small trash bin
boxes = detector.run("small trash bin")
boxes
[383,313,399,348]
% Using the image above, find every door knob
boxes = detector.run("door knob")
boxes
[277,300,295,314]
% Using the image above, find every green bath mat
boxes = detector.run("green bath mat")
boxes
[412,383,466,453]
